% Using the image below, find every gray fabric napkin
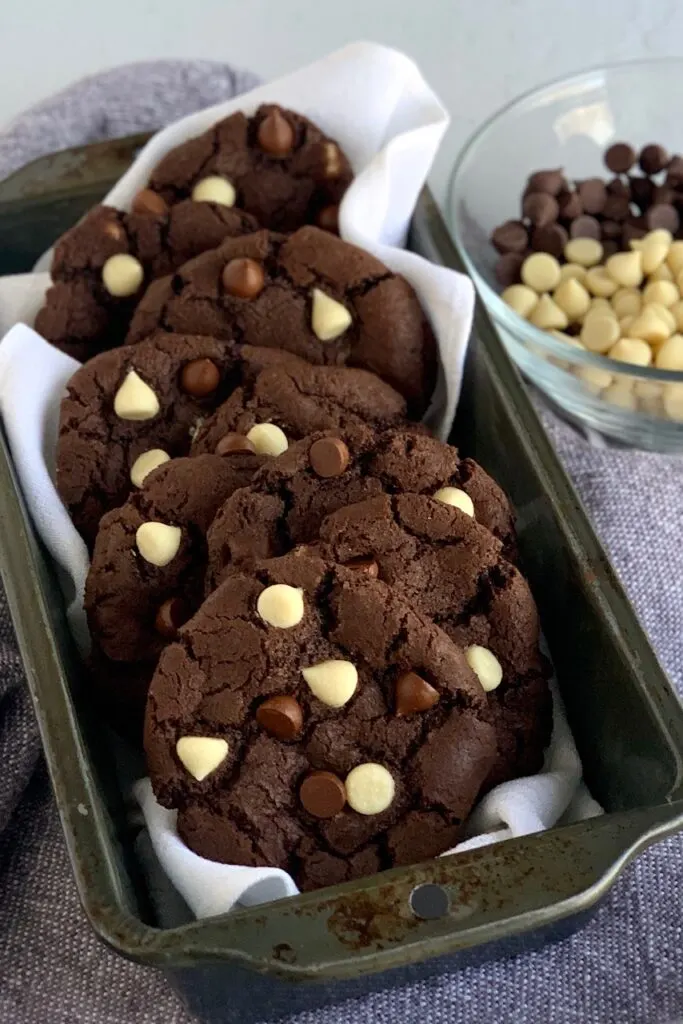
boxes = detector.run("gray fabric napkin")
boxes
[1,59,683,1024]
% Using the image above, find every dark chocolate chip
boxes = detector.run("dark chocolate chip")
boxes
[155,597,189,640]
[577,179,607,215]
[395,671,440,716]
[221,257,266,298]
[316,204,340,233]
[647,203,680,234]
[495,252,525,287]
[557,190,583,221]
[639,144,669,175]
[667,156,683,185]
[601,241,619,258]
[344,558,379,578]
[522,192,559,227]
[526,169,566,196]
[652,185,675,206]
[256,695,304,740]
[607,177,631,198]
[257,109,295,156]
[530,223,568,258]
[604,142,636,174]
[309,437,350,478]
[300,771,346,818]
[131,189,169,217]
[570,215,601,240]
[622,220,646,246]
[491,220,528,254]
[630,176,654,211]
[602,194,631,221]
[215,433,257,456]
[601,219,623,241]
[180,358,220,398]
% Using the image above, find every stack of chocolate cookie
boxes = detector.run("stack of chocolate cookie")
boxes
[50,102,551,890]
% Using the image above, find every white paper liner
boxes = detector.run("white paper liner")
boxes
[0,42,599,919]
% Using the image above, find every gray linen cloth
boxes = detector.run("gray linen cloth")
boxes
[1,60,683,1024]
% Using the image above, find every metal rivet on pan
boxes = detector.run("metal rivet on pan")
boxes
[409,883,450,920]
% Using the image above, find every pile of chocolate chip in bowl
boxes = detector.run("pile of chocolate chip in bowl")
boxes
[44,102,552,893]
[491,142,683,401]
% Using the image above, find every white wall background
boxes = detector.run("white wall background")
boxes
[2,0,683,204]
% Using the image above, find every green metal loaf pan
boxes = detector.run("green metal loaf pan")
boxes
[1,137,683,1017]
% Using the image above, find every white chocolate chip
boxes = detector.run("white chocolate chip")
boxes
[256,584,304,628]
[345,763,395,815]
[605,250,643,288]
[311,288,352,341]
[575,364,613,393]
[641,239,670,276]
[611,288,642,319]
[135,522,181,566]
[656,334,683,370]
[564,237,603,267]
[191,175,236,206]
[667,241,683,275]
[521,252,561,292]
[551,331,584,350]
[647,302,676,334]
[627,307,671,344]
[664,382,683,421]
[101,253,144,297]
[645,228,674,247]
[311,288,352,344]
[302,660,358,707]
[465,645,503,692]
[528,294,568,330]
[669,300,683,332]
[559,262,587,283]
[580,313,620,353]
[176,736,228,781]
[246,423,288,456]
[619,315,635,334]
[432,487,474,516]
[649,262,674,282]
[643,280,680,308]
[501,284,538,318]
[553,278,591,320]
[130,448,170,488]
[584,266,618,298]
[114,370,160,421]
[608,338,652,367]
[602,381,638,411]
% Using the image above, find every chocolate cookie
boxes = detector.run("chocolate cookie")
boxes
[85,452,263,666]
[146,104,352,233]
[190,359,408,456]
[205,428,517,589]
[316,493,552,785]
[35,200,258,361]
[56,331,243,547]
[144,549,498,890]
[126,227,437,414]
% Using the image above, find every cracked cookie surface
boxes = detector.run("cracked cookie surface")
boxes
[147,104,352,232]
[205,428,517,589]
[317,493,552,785]
[35,201,257,361]
[190,358,409,456]
[56,331,244,546]
[126,226,437,414]
[85,452,263,668]
[144,549,498,890]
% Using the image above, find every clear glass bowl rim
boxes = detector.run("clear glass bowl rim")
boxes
[448,57,683,384]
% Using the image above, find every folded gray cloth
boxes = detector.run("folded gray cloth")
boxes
[1,60,683,1024]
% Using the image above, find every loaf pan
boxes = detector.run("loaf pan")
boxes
[1,137,683,1018]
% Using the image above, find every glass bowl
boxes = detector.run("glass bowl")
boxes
[448,59,683,451]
